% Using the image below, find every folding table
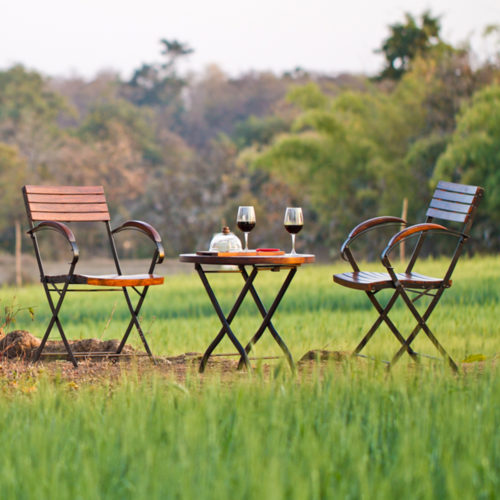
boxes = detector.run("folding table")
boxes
[179,253,315,372]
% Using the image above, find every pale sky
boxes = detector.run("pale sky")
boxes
[2,0,499,80]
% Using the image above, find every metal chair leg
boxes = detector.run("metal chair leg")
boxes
[355,290,419,361]
[116,286,155,362]
[388,287,459,372]
[33,281,78,367]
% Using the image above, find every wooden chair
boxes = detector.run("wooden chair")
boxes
[23,185,165,367]
[333,181,484,371]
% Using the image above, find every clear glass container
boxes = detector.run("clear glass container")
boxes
[209,226,242,252]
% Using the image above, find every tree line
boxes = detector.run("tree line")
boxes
[0,12,499,265]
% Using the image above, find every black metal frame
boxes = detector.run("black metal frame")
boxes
[195,263,297,373]
[338,185,484,372]
[27,219,164,367]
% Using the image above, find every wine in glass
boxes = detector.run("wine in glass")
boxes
[284,207,303,255]
[237,206,256,251]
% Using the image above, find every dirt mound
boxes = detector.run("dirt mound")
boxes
[0,330,41,358]
[0,330,136,360]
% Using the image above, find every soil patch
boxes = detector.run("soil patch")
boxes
[0,330,136,360]
[0,331,496,387]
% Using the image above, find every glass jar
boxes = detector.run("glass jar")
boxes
[209,226,242,252]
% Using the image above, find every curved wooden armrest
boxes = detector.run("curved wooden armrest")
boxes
[112,220,165,264]
[381,223,455,265]
[27,221,79,263]
[340,216,406,260]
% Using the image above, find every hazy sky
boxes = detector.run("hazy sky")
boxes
[2,0,499,80]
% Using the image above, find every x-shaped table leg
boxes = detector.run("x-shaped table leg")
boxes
[236,266,296,372]
[196,263,257,372]
[196,263,298,373]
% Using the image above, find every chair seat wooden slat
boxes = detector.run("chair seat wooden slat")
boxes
[24,185,104,195]
[333,271,446,291]
[426,207,467,223]
[44,273,164,287]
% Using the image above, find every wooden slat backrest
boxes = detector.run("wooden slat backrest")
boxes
[426,181,483,225]
[23,185,111,223]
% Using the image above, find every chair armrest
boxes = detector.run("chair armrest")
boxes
[27,221,79,264]
[340,216,406,261]
[112,220,165,264]
[380,223,460,265]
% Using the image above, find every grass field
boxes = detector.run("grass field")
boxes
[0,255,498,499]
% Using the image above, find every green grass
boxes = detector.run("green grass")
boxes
[5,254,500,361]
[0,255,498,499]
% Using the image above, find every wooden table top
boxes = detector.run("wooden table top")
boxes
[179,253,315,266]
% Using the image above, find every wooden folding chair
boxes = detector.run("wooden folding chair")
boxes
[333,181,484,371]
[23,185,165,367]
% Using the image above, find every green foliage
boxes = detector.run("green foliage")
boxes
[286,81,329,110]
[402,134,449,220]
[249,80,430,246]
[233,115,288,148]
[0,65,69,124]
[433,84,500,240]
[78,99,162,164]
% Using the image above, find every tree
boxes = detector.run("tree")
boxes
[432,84,500,247]
[123,39,193,112]
[375,11,450,81]
[244,79,430,251]
[180,65,289,148]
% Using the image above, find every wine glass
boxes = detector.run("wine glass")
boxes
[236,206,256,251]
[284,207,303,255]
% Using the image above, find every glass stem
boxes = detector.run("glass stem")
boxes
[291,234,296,255]
[244,232,249,251]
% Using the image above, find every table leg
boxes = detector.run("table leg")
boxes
[237,266,297,372]
[196,263,257,373]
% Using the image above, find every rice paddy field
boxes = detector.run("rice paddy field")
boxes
[0,255,498,499]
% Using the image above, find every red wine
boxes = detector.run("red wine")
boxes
[285,224,303,234]
[237,221,256,232]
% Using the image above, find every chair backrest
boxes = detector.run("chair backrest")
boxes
[23,185,111,226]
[406,180,484,274]
[426,181,484,232]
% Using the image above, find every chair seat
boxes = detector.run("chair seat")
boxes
[44,273,164,287]
[333,271,449,291]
